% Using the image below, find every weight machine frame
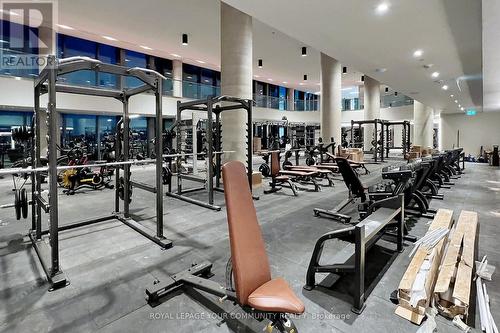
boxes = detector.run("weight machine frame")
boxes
[31,55,172,290]
[382,120,411,158]
[166,96,253,211]
[350,119,385,162]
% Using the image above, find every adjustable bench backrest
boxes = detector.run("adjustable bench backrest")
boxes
[222,161,272,306]
[335,157,366,201]
[270,150,280,178]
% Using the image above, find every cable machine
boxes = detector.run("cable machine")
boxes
[29,55,172,289]
[166,96,253,211]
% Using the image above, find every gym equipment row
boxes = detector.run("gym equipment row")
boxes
[304,149,466,313]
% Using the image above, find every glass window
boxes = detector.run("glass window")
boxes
[200,68,216,98]
[154,57,173,96]
[124,50,147,89]
[279,86,287,111]
[0,20,39,78]
[183,64,200,99]
[59,35,97,86]
[97,44,119,88]
[294,90,305,111]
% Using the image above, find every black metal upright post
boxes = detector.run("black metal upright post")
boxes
[155,78,164,238]
[374,120,378,162]
[215,110,221,189]
[206,100,214,205]
[47,56,60,275]
[176,101,182,195]
[123,97,130,218]
[33,86,41,236]
[247,101,253,190]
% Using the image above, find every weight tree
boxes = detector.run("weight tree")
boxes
[166,96,253,211]
[31,55,172,289]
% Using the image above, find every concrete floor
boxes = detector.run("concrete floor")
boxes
[0,160,498,333]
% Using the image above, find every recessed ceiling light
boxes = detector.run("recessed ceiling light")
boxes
[450,94,454,97]
[458,104,461,107]
[102,36,117,41]
[196,60,205,64]
[431,72,440,78]
[299,83,304,86]
[170,53,181,58]
[254,75,260,78]
[460,107,464,111]
[454,100,458,103]
[441,85,448,90]
[140,45,153,50]
[413,49,423,58]
[376,2,390,14]
[282,81,287,84]
[14,77,21,80]
[267,78,273,81]
[57,24,74,30]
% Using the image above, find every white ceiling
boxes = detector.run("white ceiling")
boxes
[52,0,482,111]
[54,0,394,94]
[223,0,483,113]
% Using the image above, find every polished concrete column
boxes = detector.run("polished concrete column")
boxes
[172,59,183,98]
[363,75,381,149]
[413,100,434,148]
[320,53,342,144]
[220,3,252,163]
[287,88,295,111]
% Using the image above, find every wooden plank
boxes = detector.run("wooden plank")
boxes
[434,210,478,318]
[396,208,454,324]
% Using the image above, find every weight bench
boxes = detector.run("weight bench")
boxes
[285,165,335,187]
[265,151,321,196]
[305,198,404,314]
[313,157,367,224]
[146,161,304,332]
[324,152,370,175]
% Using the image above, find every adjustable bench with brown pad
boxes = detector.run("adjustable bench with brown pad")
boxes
[264,151,321,196]
[284,165,335,187]
[146,161,304,332]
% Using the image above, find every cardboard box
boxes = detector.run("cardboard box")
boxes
[339,148,364,162]
[252,171,262,189]
[395,209,454,324]
[434,210,478,319]
[407,152,421,160]
[253,137,262,153]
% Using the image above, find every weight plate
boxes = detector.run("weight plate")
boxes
[259,163,271,177]
[306,157,315,166]
[21,188,28,219]
[14,190,21,220]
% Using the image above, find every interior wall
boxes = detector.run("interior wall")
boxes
[441,112,500,155]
